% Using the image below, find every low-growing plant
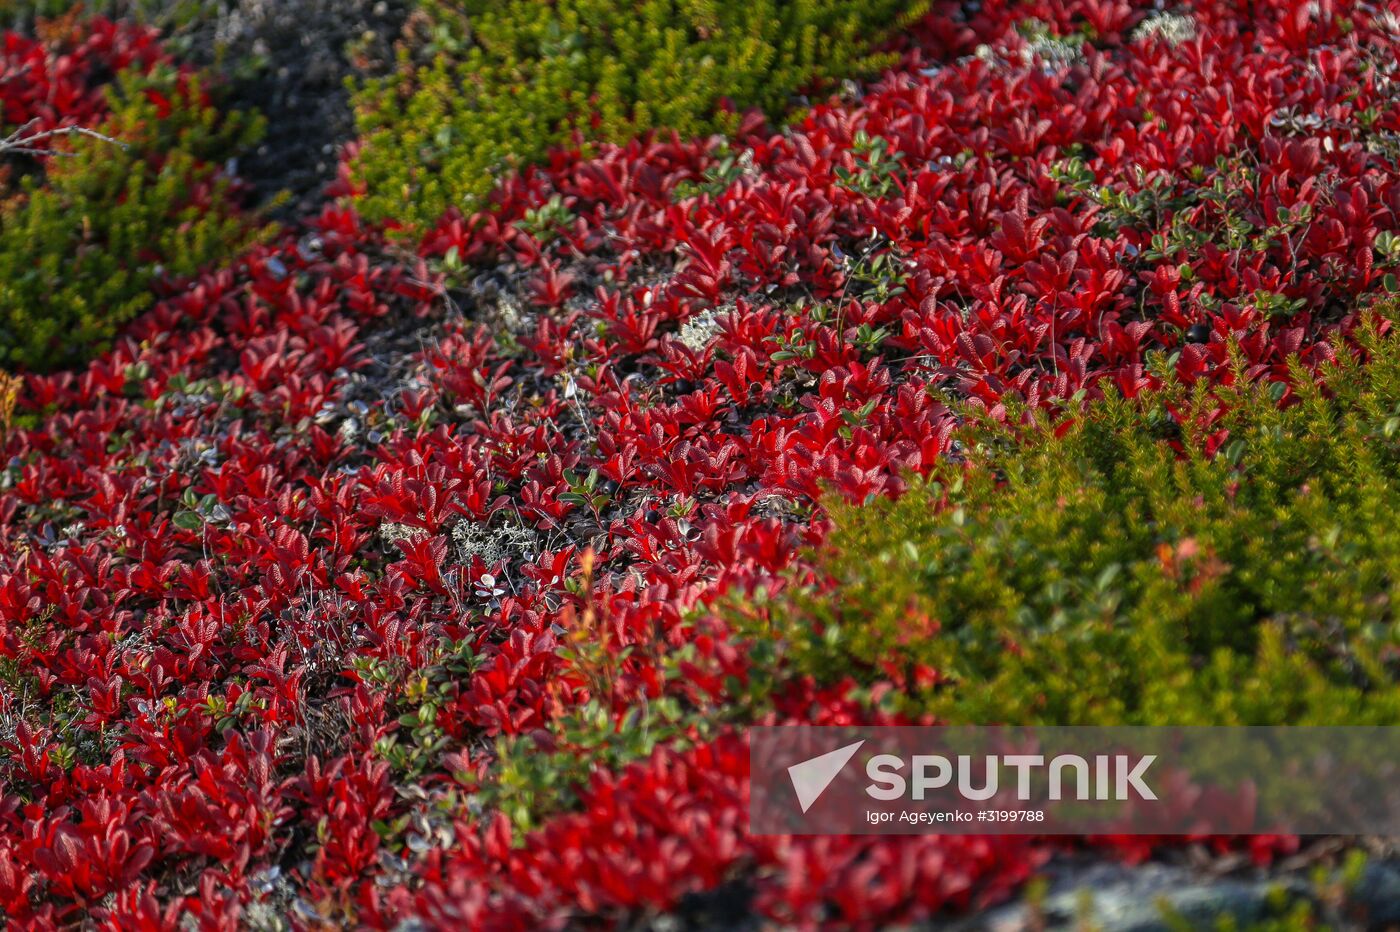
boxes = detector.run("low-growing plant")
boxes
[738,316,1400,726]
[373,636,484,780]
[350,0,927,230]
[0,65,265,370]
[481,694,705,835]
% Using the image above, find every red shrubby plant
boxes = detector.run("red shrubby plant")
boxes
[0,13,164,138]
[0,0,1394,926]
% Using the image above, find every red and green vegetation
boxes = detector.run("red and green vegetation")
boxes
[0,0,1395,927]
[349,0,928,229]
[736,318,1400,728]
[0,13,263,371]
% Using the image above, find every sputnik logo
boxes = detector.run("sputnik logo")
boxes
[787,740,865,813]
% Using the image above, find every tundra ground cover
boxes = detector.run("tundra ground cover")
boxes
[741,318,1400,730]
[0,12,264,371]
[0,0,1398,928]
[349,0,929,229]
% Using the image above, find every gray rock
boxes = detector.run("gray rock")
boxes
[941,860,1317,932]
[1349,860,1400,925]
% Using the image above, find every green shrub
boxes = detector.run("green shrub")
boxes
[739,318,1400,725]
[0,67,265,371]
[350,0,927,230]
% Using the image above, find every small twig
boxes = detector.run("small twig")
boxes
[0,118,127,159]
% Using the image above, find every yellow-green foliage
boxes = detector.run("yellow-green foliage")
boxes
[351,0,926,230]
[0,68,264,371]
[742,319,1400,726]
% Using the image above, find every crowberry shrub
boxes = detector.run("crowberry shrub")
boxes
[738,313,1400,727]
[349,0,928,229]
[0,14,262,371]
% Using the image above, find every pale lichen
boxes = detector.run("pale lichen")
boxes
[1131,11,1197,46]
[675,307,725,352]
[452,519,539,566]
